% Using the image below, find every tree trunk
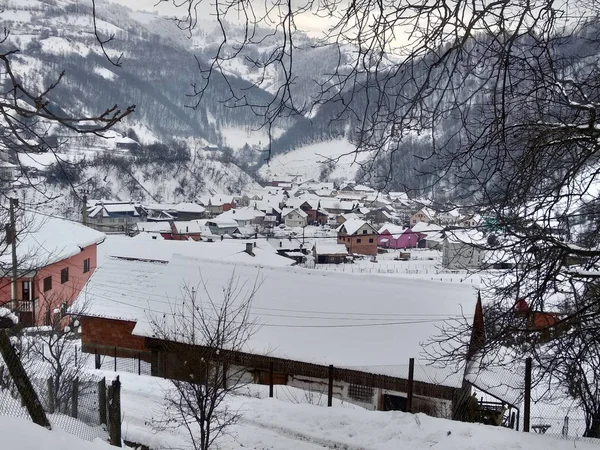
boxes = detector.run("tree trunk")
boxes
[585,412,600,438]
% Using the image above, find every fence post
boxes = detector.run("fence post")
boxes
[108,376,122,447]
[47,377,55,414]
[71,378,79,419]
[269,361,274,398]
[406,358,415,413]
[138,352,141,376]
[328,365,334,407]
[95,349,101,370]
[98,377,107,425]
[0,330,50,428]
[114,347,117,372]
[524,357,532,432]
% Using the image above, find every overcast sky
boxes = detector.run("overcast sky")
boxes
[105,0,335,36]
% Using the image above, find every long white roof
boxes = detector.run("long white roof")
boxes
[77,251,476,377]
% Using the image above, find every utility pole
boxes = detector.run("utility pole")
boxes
[9,198,18,310]
[81,190,88,225]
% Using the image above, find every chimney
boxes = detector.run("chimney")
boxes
[245,242,254,256]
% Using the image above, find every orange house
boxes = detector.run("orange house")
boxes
[0,212,105,326]
[336,218,379,256]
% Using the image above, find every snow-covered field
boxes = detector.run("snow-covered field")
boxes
[260,138,369,181]
[315,248,482,284]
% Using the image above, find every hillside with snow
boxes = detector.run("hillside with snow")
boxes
[259,138,369,181]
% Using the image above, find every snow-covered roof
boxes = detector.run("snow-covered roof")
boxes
[282,208,308,218]
[216,207,266,222]
[378,223,406,235]
[207,218,239,228]
[113,254,478,374]
[336,219,377,235]
[174,202,206,213]
[0,211,105,271]
[413,207,436,219]
[96,235,294,268]
[173,221,203,234]
[411,222,444,234]
[135,222,171,233]
[445,229,485,245]
[313,243,348,256]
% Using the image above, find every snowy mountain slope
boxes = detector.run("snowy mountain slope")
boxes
[259,138,369,181]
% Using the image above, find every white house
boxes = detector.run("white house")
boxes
[410,207,435,227]
[442,230,485,269]
[282,208,308,228]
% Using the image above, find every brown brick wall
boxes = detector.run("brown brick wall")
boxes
[338,235,378,256]
[80,316,147,352]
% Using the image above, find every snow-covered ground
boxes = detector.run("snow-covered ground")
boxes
[260,138,369,181]
[41,370,600,450]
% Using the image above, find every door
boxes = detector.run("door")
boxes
[383,394,407,412]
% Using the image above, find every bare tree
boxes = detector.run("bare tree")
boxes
[151,273,261,450]
[24,292,90,415]
[83,0,600,434]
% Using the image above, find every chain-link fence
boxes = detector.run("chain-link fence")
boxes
[0,331,110,443]
[92,347,152,376]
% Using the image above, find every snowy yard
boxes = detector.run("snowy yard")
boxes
[314,248,482,285]
[18,369,597,450]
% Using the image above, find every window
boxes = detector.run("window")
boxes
[357,238,362,243]
[61,267,69,284]
[22,280,30,300]
[43,276,52,292]
[363,230,368,234]
[83,258,91,273]
[369,238,374,243]
[348,384,374,402]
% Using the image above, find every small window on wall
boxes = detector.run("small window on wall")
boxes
[357,238,362,243]
[43,276,52,292]
[61,267,69,284]
[348,384,374,402]
[83,258,91,273]
[369,238,374,243]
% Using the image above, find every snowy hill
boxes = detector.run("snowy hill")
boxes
[259,138,369,182]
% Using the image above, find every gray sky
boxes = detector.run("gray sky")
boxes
[105,0,336,36]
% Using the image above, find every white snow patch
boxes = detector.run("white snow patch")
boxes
[261,138,368,181]
[93,66,117,80]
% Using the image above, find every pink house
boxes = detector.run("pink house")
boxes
[0,212,105,326]
[377,224,424,249]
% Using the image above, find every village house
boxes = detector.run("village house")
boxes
[411,222,445,249]
[312,242,348,264]
[282,208,308,228]
[336,218,379,256]
[252,202,282,226]
[441,231,486,269]
[145,202,206,221]
[198,196,236,217]
[205,218,239,236]
[114,136,140,151]
[73,253,483,414]
[0,161,19,182]
[377,224,424,249]
[214,206,266,228]
[365,207,396,226]
[0,212,105,326]
[409,207,436,227]
[86,200,147,233]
